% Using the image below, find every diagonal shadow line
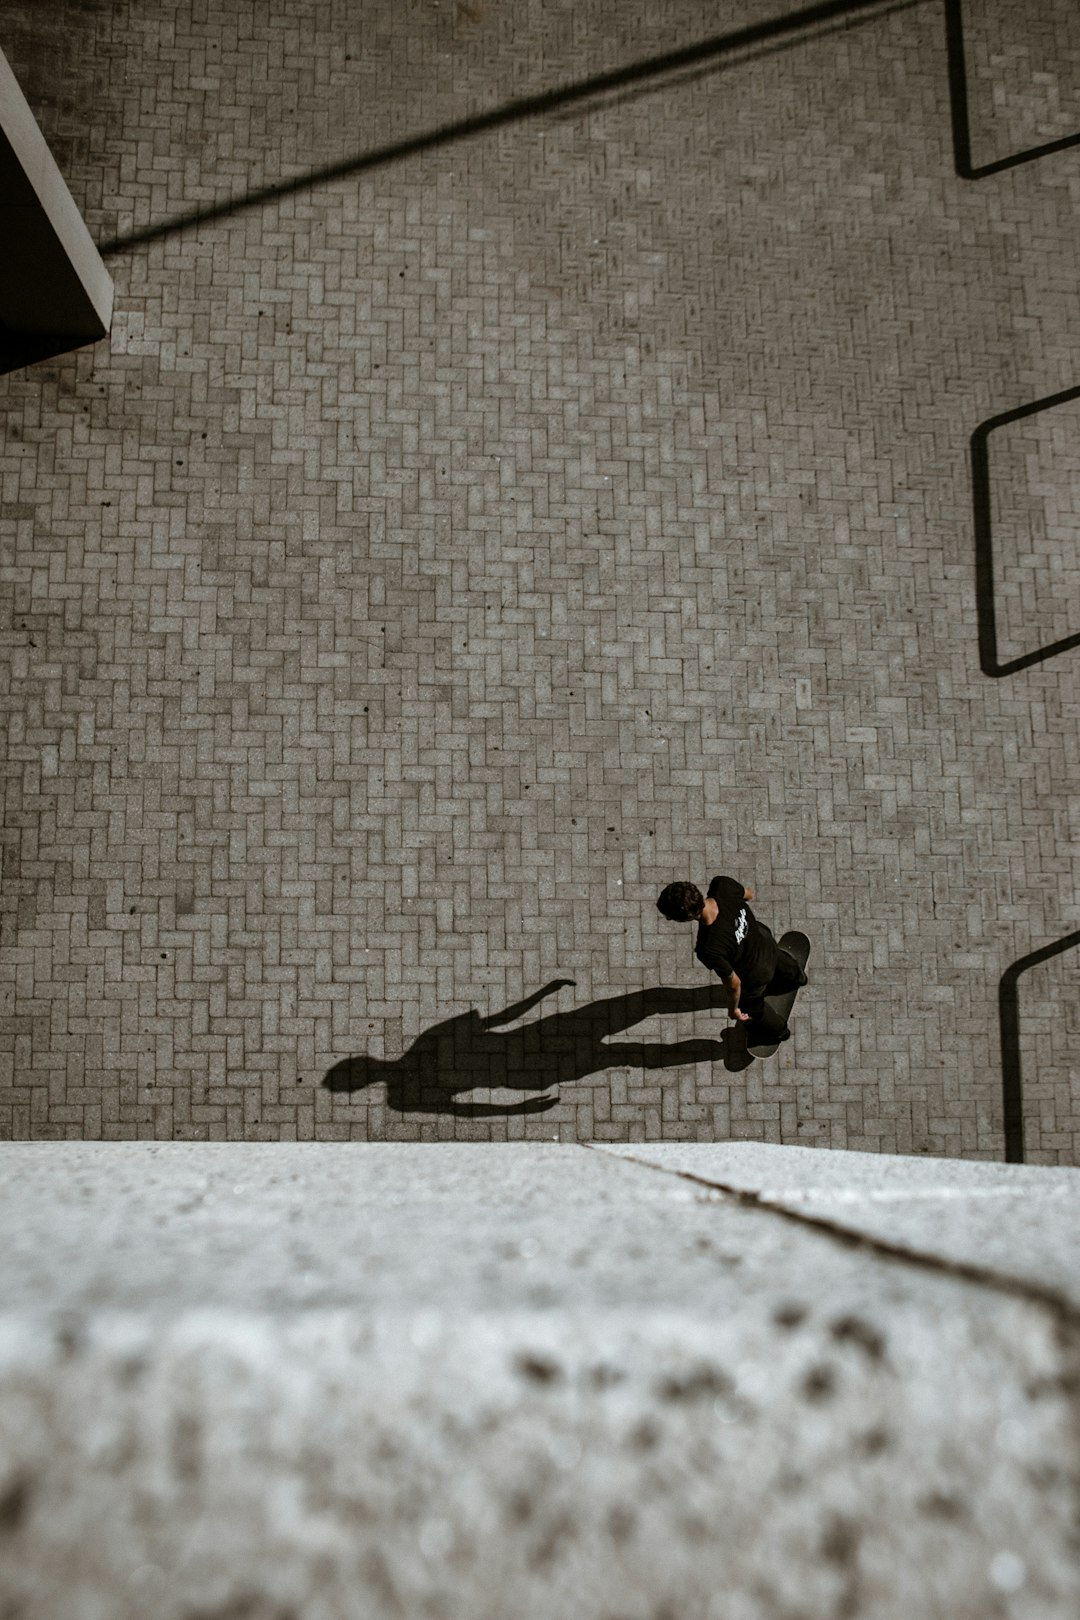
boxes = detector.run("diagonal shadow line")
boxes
[970,383,1080,677]
[999,931,1080,1163]
[944,0,1080,178]
[97,0,900,256]
[546,0,923,124]
[93,0,1078,259]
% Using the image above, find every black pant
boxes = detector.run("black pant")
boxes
[739,947,804,1040]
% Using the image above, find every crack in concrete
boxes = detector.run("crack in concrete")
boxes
[583,1143,1080,1335]
[585,1144,1080,1520]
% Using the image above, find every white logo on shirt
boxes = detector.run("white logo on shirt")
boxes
[735,908,748,944]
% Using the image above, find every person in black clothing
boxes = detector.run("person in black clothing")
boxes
[656,875,807,1042]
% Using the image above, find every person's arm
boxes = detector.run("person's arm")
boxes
[450,1093,559,1117]
[483,979,575,1029]
[724,971,749,1021]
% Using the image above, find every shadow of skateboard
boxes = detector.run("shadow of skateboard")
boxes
[746,930,810,1059]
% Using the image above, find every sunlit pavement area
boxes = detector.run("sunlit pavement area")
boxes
[1,0,1078,1154]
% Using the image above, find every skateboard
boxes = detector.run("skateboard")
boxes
[746,930,810,1058]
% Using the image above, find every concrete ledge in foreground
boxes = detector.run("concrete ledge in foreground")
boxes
[0,1142,1078,1620]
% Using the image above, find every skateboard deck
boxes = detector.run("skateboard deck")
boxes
[746,930,810,1058]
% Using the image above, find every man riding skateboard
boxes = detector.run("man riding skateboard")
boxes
[656,876,808,1045]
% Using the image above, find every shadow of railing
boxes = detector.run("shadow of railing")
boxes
[970,384,1080,678]
[999,931,1080,1163]
[951,0,1080,1162]
[944,0,1080,179]
[972,385,1079,1162]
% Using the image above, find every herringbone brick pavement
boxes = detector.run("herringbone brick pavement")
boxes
[1,0,1078,1156]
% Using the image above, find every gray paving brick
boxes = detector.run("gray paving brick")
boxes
[1,0,1079,1156]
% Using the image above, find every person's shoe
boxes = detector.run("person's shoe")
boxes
[778,1026,791,1041]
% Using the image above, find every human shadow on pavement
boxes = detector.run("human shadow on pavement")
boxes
[322,978,753,1116]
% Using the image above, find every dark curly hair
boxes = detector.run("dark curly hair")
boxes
[656,882,705,922]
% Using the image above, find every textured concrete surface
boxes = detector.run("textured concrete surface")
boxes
[3,1136,1069,1319]
[599,1140,1080,1303]
[0,0,1079,1154]
[1,1142,1080,1618]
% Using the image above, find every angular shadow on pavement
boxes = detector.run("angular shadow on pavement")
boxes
[99,0,895,257]
[323,978,741,1116]
[999,928,1080,1164]
[0,324,97,378]
[970,384,1080,677]
[944,0,1080,179]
